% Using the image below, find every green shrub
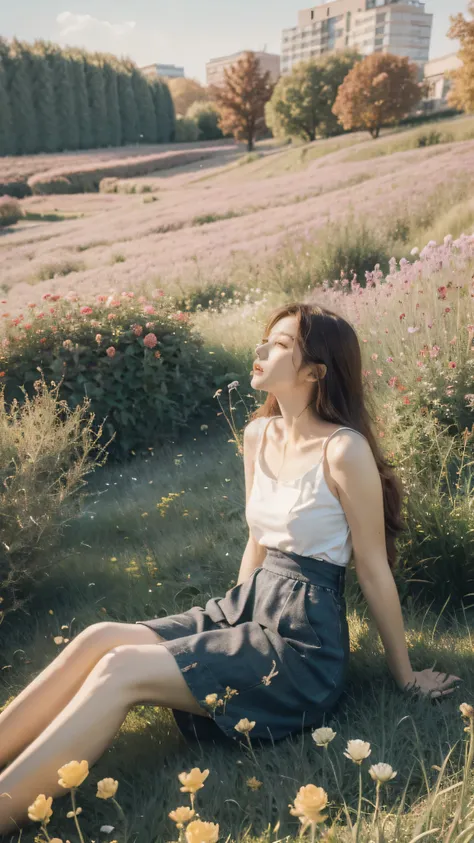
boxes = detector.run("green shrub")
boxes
[174,116,200,143]
[0,196,23,228]
[0,292,216,459]
[173,281,239,313]
[417,130,442,147]
[28,150,214,195]
[186,101,223,140]
[36,259,85,281]
[0,181,31,199]
[0,378,107,616]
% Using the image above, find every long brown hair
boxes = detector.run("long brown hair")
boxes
[247,302,407,572]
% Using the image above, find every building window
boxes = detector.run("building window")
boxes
[311,9,314,20]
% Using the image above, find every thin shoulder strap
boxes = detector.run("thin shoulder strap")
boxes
[322,426,366,452]
[256,416,277,459]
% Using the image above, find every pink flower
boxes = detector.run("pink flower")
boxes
[143,305,155,315]
[107,313,116,320]
[23,323,32,330]
[28,302,37,308]
[143,333,158,349]
[437,286,447,300]
[42,293,51,300]
[80,306,93,315]
[138,296,147,304]
[36,311,45,318]
[95,334,102,343]
[50,295,61,302]
[96,295,108,303]
[106,346,116,358]
[448,361,457,369]
[132,324,143,336]
[49,307,56,314]
[63,339,73,350]
[152,289,165,298]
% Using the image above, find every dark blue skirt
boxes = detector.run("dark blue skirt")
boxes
[137,548,350,746]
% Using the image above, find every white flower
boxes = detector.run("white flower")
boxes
[100,826,115,834]
[343,739,371,763]
[369,763,397,783]
[410,247,419,256]
[228,381,239,390]
[311,727,336,746]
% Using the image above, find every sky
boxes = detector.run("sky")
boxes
[1,0,469,82]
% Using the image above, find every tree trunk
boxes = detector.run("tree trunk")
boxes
[247,135,254,152]
[370,126,380,139]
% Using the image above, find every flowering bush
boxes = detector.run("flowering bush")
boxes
[0,291,217,458]
[0,377,107,616]
[0,196,23,228]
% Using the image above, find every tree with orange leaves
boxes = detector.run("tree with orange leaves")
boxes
[210,51,274,151]
[332,53,422,139]
[447,2,474,113]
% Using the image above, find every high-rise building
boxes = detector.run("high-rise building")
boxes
[206,51,280,87]
[140,63,185,79]
[281,0,433,76]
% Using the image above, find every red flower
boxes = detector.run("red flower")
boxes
[143,333,158,349]
[80,306,93,315]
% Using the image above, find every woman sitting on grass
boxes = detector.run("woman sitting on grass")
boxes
[0,301,463,834]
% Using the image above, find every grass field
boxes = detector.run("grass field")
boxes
[0,116,473,843]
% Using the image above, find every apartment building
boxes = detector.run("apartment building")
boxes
[140,63,185,79]
[206,51,280,87]
[281,0,433,76]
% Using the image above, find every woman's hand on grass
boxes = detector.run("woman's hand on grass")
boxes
[402,667,463,699]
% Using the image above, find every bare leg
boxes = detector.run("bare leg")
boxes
[0,622,161,768]
[0,642,211,834]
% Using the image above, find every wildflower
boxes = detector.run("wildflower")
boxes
[343,739,371,764]
[213,389,222,398]
[178,767,209,793]
[100,826,115,834]
[312,726,336,746]
[228,380,239,390]
[169,806,195,828]
[106,347,116,358]
[185,819,219,843]
[132,324,143,336]
[200,424,208,431]
[143,332,158,349]
[50,839,63,843]
[42,293,51,300]
[407,327,419,334]
[410,247,419,256]
[246,777,263,791]
[27,794,53,824]
[369,763,397,783]
[58,759,89,789]
[143,305,155,315]
[63,339,74,351]
[96,778,118,799]
[460,703,474,720]
[66,808,82,818]
[107,313,116,320]
[205,693,218,706]
[53,636,65,645]
[80,306,93,315]
[154,350,161,358]
[234,718,255,735]
[28,302,37,308]
[95,334,102,343]
[289,784,328,824]
[110,557,117,562]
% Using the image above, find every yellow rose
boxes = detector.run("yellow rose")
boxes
[58,760,89,789]
[289,784,328,824]
[185,819,219,843]
[96,778,119,800]
[169,806,195,827]
[234,718,255,734]
[178,768,209,793]
[27,794,53,824]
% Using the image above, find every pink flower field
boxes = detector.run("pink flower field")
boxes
[1,130,474,316]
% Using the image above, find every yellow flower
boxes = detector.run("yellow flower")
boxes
[96,778,119,800]
[27,794,53,824]
[110,557,117,563]
[185,819,219,843]
[178,767,210,793]
[343,739,371,764]
[67,808,82,818]
[58,760,89,789]
[169,806,195,827]
[312,727,337,746]
[289,784,328,824]
[368,763,397,783]
[246,777,263,791]
[205,694,218,706]
[50,838,63,842]
[460,703,474,720]
[234,718,255,735]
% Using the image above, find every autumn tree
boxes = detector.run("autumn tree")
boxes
[168,77,209,116]
[211,51,274,151]
[266,51,359,142]
[447,1,474,113]
[332,53,422,139]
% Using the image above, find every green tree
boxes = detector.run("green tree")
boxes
[150,79,165,142]
[44,45,78,151]
[168,77,209,116]
[186,101,223,140]
[6,40,38,154]
[265,51,359,142]
[102,59,122,146]
[162,81,176,141]
[68,53,92,149]
[117,65,139,144]
[0,47,14,155]
[131,67,157,142]
[332,52,422,139]
[211,51,274,151]
[86,58,108,147]
[30,42,59,153]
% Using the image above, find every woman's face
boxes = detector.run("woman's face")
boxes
[251,314,305,391]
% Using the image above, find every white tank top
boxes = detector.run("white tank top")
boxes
[245,416,367,568]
